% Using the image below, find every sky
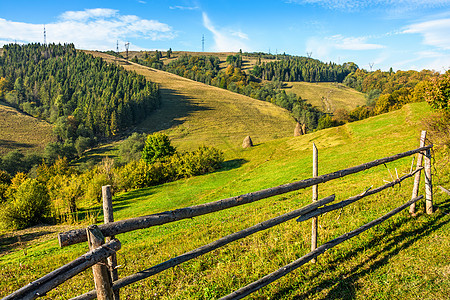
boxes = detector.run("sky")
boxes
[1,0,450,72]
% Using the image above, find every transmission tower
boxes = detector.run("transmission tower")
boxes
[43,25,47,45]
[125,42,130,61]
[369,62,374,71]
[306,52,312,58]
[202,34,205,52]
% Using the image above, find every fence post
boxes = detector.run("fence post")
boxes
[410,130,426,215]
[424,149,434,214]
[102,185,120,300]
[311,143,318,263]
[87,225,114,300]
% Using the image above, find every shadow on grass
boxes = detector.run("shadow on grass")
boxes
[219,159,248,172]
[0,230,53,256]
[271,200,450,299]
[137,87,212,134]
[0,139,33,149]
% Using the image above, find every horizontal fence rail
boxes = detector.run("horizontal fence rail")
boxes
[219,195,424,300]
[70,195,336,300]
[58,144,432,248]
[4,140,433,300]
[297,167,424,222]
[2,239,121,300]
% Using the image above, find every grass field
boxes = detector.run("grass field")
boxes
[1,101,449,299]
[0,101,54,155]
[282,81,366,113]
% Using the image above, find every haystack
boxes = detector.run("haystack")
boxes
[242,136,253,148]
[294,122,304,136]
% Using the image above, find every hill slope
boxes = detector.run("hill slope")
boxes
[127,50,366,114]
[283,81,366,113]
[0,101,54,155]
[1,102,448,300]
[86,51,297,152]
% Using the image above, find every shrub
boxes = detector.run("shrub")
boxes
[0,178,51,229]
[173,146,224,177]
[141,133,176,163]
[118,132,147,163]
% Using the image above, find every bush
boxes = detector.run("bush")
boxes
[118,132,147,163]
[141,133,176,163]
[0,178,51,229]
[172,146,224,177]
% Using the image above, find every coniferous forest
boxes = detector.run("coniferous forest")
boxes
[0,43,160,151]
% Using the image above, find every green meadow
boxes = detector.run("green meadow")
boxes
[1,100,449,299]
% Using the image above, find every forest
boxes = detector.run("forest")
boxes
[0,43,160,160]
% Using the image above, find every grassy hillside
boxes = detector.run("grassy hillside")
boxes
[85,51,297,153]
[282,81,366,113]
[1,101,448,299]
[0,101,54,155]
[127,50,366,114]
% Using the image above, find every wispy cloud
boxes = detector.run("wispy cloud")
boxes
[202,12,250,52]
[169,6,199,10]
[287,0,450,12]
[403,18,450,50]
[0,8,175,50]
[306,34,384,58]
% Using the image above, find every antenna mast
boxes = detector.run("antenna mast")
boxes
[44,25,47,45]
[202,34,205,52]
[125,42,130,61]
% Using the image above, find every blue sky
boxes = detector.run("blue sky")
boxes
[1,0,450,72]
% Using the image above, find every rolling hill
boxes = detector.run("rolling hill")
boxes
[85,51,297,152]
[127,50,366,114]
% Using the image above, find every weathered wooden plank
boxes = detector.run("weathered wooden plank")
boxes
[410,130,426,214]
[219,195,424,300]
[311,143,318,263]
[58,145,432,248]
[70,195,336,300]
[87,226,114,300]
[1,239,120,300]
[102,186,119,300]
[297,167,424,222]
[424,149,433,214]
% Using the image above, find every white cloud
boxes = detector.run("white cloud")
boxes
[202,12,250,52]
[0,8,175,50]
[403,18,450,50]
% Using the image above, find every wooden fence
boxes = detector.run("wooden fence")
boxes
[3,131,434,300]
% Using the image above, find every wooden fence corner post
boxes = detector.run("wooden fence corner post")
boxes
[410,130,426,215]
[424,148,434,214]
[102,185,120,300]
[87,225,114,300]
[311,143,318,263]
